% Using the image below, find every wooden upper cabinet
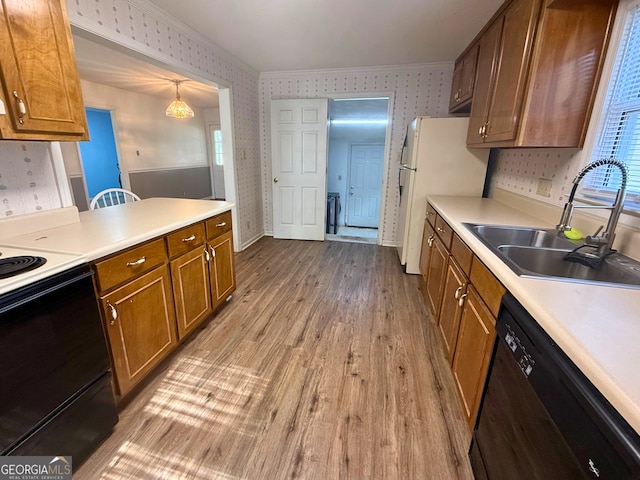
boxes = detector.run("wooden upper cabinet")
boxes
[0,0,89,140]
[465,0,616,148]
[449,43,479,114]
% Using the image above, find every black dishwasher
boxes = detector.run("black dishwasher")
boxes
[470,293,640,479]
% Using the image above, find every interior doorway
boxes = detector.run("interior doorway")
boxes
[79,107,121,200]
[326,97,389,244]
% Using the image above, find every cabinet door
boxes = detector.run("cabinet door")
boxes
[438,257,467,364]
[425,234,448,318]
[467,17,503,146]
[452,286,496,430]
[101,266,177,396]
[419,220,435,277]
[450,44,479,112]
[208,230,236,308]
[171,246,213,339]
[484,0,541,143]
[0,0,88,139]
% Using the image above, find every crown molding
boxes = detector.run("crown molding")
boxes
[259,62,453,80]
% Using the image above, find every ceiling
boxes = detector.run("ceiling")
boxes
[72,1,505,109]
[146,0,504,72]
[73,35,220,109]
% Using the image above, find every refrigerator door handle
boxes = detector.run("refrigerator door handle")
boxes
[399,163,417,172]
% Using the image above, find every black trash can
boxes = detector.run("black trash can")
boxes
[326,192,340,234]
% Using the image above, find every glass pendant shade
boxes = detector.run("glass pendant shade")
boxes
[166,80,194,119]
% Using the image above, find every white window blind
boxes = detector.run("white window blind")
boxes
[580,2,640,212]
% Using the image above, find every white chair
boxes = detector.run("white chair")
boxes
[90,188,141,209]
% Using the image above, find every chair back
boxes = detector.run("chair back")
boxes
[90,188,141,209]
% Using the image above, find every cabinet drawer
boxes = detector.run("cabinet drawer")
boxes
[435,214,454,249]
[470,256,506,317]
[94,238,167,293]
[426,204,437,228]
[206,211,232,240]
[451,233,473,276]
[166,222,205,259]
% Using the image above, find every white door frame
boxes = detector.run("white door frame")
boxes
[326,92,394,245]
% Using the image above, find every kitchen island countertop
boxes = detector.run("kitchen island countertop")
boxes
[0,198,234,260]
[427,194,640,436]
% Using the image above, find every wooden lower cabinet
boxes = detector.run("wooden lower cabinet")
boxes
[171,245,213,339]
[425,234,448,316]
[100,265,177,396]
[451,285,496,430]
[208,230,236,308]
[437,257,467,363]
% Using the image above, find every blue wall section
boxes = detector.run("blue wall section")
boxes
[79,108,121,198]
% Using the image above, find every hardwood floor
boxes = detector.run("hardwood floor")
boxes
[77,238,473,479]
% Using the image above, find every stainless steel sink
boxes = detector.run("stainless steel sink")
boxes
[464,223,640,289]
[469,224,576,250]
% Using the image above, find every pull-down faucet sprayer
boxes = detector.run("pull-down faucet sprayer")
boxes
[557,158,628,268]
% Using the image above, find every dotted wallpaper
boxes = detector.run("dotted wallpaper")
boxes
[68,0,263,248]
[0,143,62,217]
[260,64,453,245]
[489,148,585,207]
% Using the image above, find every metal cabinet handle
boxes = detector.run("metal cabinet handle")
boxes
[454,286,463,300]
[273,177,279,183]
[216,222,227,228]
[427,235,434,247]
[478,125,483,136]
[12,91,26,124]
[126,256,146,267]
[458,293,468,308]
[182,234,196,242]
[204,247,211,262]
[107,301,117,325]
[209,245,216,258]
[437,227,445,234]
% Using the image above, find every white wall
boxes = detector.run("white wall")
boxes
[81,79,209,176]
[260,64,453,246]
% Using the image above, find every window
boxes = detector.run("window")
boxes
[211,128,224,166]
[580,1,640,212]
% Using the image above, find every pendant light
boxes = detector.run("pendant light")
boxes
[165,80,194,119]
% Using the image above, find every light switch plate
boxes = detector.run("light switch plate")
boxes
[536,178,552,197]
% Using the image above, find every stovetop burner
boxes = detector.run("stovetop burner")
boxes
[0,256,47,279]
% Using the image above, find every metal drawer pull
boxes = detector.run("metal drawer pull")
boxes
[13,91,26,124]
[209,245,216,258]
[454,286,463,299]
[204,247,211,262]
[458,293,468,308]
[216,222,227,228]
[427,235,434,247]
[437,227,445,233]
[107,301,117,325]
[182,234,196,242]
[126,256,146,267]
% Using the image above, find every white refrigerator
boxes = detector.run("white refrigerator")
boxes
[396,117,489,274]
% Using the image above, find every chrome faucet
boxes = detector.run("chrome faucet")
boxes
[557,158,628,268]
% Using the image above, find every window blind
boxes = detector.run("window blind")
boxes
[580,2,640,211]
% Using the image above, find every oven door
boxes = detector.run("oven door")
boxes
[0,265,112,454]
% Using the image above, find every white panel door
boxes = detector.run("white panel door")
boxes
[346,144,384,228]
[271,99,328,240]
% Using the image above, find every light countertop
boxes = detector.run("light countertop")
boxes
[1,198,234,261]
[427,195,640,435]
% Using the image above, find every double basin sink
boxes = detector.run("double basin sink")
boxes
[464,223,640,289]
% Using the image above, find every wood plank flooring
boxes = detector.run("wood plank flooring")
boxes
[76,238,473,479]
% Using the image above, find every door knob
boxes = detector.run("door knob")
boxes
[273,177,279,183]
